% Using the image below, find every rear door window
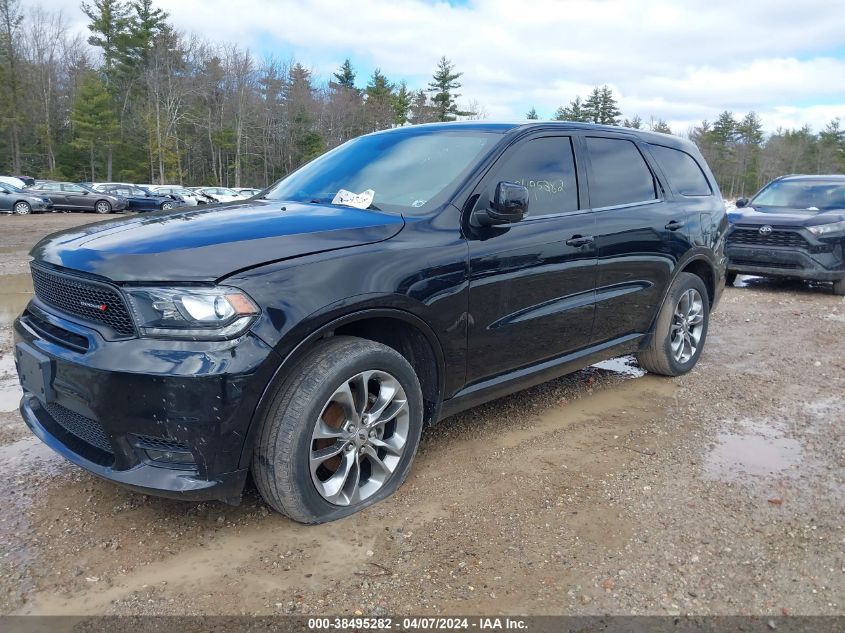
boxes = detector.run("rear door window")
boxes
[585,137,657,208]
[648,144,711,196]
[487,136,579,217]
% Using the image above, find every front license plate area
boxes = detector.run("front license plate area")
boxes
[15,343,55,405]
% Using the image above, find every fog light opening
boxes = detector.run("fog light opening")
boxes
[144,448,196,466]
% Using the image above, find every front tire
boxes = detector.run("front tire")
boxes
[252,336,424,524]
[95,200,112,214]
[160,201,174,210]
[637,272,710,376]
[13,201,31,215]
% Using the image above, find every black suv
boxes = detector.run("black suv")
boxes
[727,175,845,294]
[14,122,727,523]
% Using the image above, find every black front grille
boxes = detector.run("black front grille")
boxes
[44,402,113,455]
[31,265,135,336]
[728,228,810,249]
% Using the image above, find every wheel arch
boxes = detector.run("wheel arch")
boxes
[237,307,446,470]
[678,256,716,307]
[643,251,718,342]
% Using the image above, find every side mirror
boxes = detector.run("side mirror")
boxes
[472,181,529,227]
[735,198,748,208]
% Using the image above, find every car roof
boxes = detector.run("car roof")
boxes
[775,174,845,183]
[370,120,699,152]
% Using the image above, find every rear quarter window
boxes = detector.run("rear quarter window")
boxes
[648,144,712,196]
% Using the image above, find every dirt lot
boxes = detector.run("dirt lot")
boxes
[0,212,843,617]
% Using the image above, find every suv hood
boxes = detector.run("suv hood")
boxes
[731,206,845,228]
[31,201,405,282]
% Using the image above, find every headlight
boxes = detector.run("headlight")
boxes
[807,221,845,237]
[124,286,259,340]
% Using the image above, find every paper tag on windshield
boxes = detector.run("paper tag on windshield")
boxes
[332,188,375,209]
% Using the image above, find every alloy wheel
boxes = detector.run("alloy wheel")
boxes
[670,288,704,363]
[13,202,30,215]
[95,201,111,214]
[310,370,410,506]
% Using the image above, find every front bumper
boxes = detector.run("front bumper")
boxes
[14,304,280,502]
[726,230,845,282]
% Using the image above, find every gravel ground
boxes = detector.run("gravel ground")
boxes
[0,212,843,617]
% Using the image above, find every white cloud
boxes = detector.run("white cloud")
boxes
[35,0,845,132]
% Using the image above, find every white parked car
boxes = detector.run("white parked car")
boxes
[149,185,204,206]
[234,187,262,197]
[194,187,246,203]
[0,175,27,189]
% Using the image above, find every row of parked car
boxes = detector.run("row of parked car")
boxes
[0,175,262,215]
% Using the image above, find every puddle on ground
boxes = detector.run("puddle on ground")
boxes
[0,435,67,572]
[704,417,802,482]
[591,354,646,378]
[0,272,32,411]
[0,352,21,412]
[0,272,33,326]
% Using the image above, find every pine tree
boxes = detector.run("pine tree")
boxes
[735,111,763,194]
[583,87,602,123]
[124,0,168,68]
[427,56,472,121]
[526,106,538,120]
[597,85,621,125]
[70,73,119,180]
[333,58,356,89]
[392,81,411,125]
[650,118,672,134]
[818,119,845,172]
[81,0,131,81]
[365,68,393,100]
[410,89,436,124]
[623,114,642,129]
[554,96,589,122]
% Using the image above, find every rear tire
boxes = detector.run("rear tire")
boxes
[95,200,112,214]
[637,272,710,377]
[252,336,424,524]
[834,277,845,296]
[13,201,31,215]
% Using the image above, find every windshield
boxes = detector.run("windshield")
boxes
[261,130,499,214]
[752,180,845,212]
[2,183,23,192]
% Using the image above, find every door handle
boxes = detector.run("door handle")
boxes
[566,235,595,247]
[665,220,686,231]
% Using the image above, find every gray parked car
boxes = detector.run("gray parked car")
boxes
[0,183,52,214]
[26,181,128,214]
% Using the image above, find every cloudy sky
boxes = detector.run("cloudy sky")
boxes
[47,0,845,133]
